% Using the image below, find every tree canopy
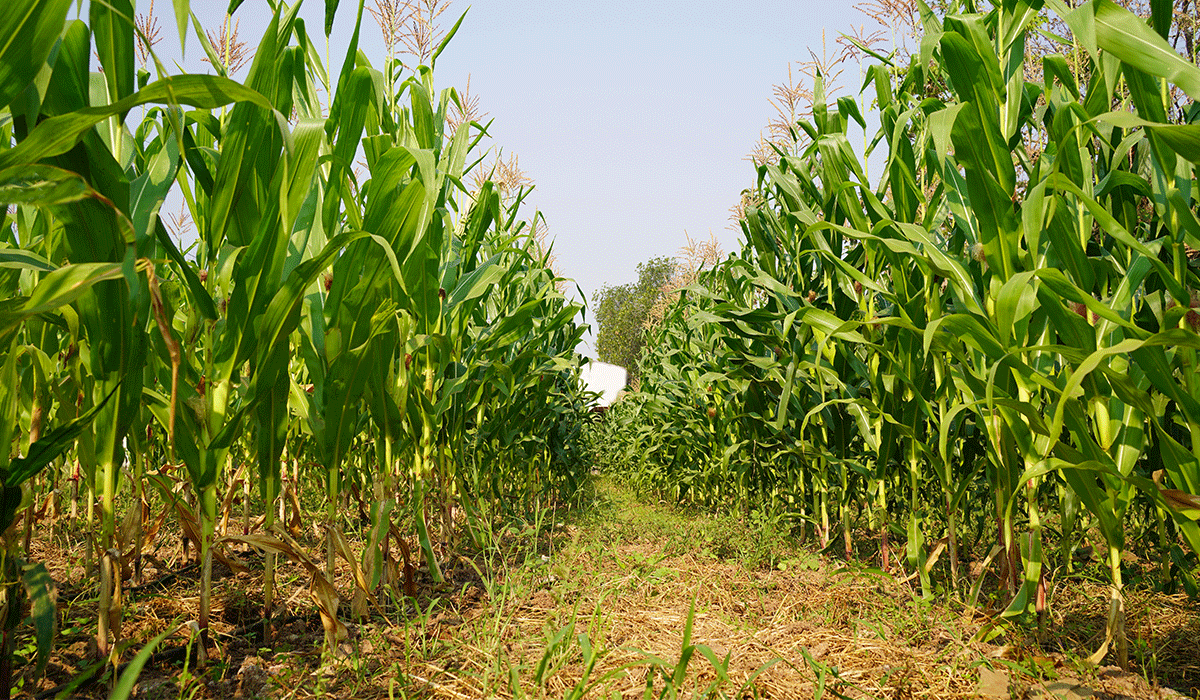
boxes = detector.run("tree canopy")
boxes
[593,256,675,385]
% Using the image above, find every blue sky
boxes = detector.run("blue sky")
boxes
[93,0,888,354]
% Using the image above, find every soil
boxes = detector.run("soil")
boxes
[12,482,1200,700]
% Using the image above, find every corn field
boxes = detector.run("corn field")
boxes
[4,0,1200,695]
[0,0,594,695]
[597,0,1200,673]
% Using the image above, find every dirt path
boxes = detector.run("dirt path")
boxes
[420,483,1197,699]
[23,480,1200,699]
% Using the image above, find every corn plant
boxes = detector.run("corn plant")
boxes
[608,0,1200,671]
[0,0,595,683]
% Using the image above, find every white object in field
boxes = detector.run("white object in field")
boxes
[580,360,627,407]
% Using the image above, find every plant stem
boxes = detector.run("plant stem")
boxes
[1109,544,1128,670]
[198,483,216,659]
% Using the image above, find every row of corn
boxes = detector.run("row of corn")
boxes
[597,0,1200,669]
[0,0,592,692]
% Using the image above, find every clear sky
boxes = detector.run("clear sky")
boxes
[87,0,886,355]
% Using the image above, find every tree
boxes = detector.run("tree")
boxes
[593,256,675,386]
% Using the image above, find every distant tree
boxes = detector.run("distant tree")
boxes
[593,256,675,386]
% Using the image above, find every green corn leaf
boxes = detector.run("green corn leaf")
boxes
[850,36,897,69]
[1153,427,1200,495]
[21,562,56,675]
[0,379,118,532]
[1052,332,1200,447]
[0,263,124,336]
[898,223,987,317]
[431,9,468,68]
[1042,201,1096,292]
[142,387,202,485]
[796,307,871,345]
[1091,0,1200,100]
[1047,173,1186,301]
[91,0,135,112]
[1096,111,1200,164]
[950,104,1018,278]
[0,0,73,112]
[319,288,392,473]
[0,75,272,171]
[5,382,119,488]
[171,0,190,54]
[994,272,1040,346]
[1053,0,1099,62]
[154,219,218,320]
[1000,0,1047,52]
[129,138,181,245]
[327,0,367,130]
[283,119,326,234]
[1150,0,1172,39]
[1095,169,1153,199]
[483,299,544,349]
[205,6,292,250]
[772,359,798,432]
[252,231,401,389]
[940,25,1002,112]
[1042,54,1080,99]
[1126,61,1171,124]
[0,247,56,273]
[110,620,178,700]
[190,10,224,74]
[42,20,92,117]
[1035,269,1138,332]
[924,315,1006,359]
[322,67,374,235]
[446,257,505,309]
[325,0,342,36]
[0,164,96,207]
